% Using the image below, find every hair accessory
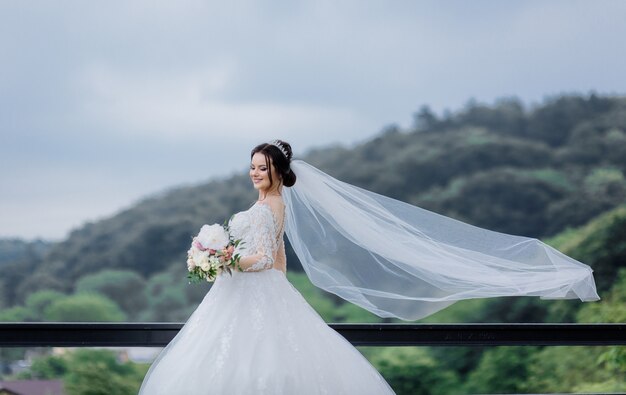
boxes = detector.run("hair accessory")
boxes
[268,140,289,159]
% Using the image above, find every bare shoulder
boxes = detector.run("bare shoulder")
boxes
[257,196,284,217]
[265,195,285,213]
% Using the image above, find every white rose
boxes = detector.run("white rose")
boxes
[200,261,211,271]
[197,224,229,250]
[192,249,209,265]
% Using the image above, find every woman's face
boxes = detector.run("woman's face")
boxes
[250,152,279,192]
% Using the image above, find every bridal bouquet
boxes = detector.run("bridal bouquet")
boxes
[186,222,243,283]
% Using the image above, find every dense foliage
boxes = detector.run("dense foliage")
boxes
[15,349,147,395]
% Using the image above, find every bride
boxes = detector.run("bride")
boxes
[139,140,396,394]
[139,139,598,394]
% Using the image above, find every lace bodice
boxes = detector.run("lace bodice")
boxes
[229,201,286,272]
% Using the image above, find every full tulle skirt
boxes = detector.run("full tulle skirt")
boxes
[138,269,395,394]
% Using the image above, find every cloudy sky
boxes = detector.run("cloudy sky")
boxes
[1,0,625,240]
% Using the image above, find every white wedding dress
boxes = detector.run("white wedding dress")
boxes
[138,201,395,394]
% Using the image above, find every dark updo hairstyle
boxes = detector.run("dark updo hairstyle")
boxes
[250,140,297,188]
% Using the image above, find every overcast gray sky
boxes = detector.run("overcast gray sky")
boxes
[1,0,625,240]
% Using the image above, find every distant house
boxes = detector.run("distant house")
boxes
[0,380,64,395]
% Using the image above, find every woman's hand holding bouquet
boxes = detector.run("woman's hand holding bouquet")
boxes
[186,222,243,283]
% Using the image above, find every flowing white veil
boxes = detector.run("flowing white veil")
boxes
[282,160,600,321]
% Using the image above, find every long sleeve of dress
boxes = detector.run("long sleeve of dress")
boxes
[242,204,281,272]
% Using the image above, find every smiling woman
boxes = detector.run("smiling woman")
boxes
[138,139,396,394]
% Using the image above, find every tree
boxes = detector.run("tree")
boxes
[64,350,141,395]
[15,349,145,395]
[525,346,612,393]
[75,270,147,316]
[464,346,538,394]
[24,290,65,319]
[65,363,137,395]
[527,94,615,146]
[438,168,565,238]
[44,294,126,322]
[0,306,32,321]
[458,97,527,136]
[18,355,68,379]
[367,347,459,395]
[548,204,626,293]
[413,105,438,131]
[573,269,626,391]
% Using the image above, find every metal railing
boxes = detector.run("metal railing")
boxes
[1,323,624,347]
[1,323,624,395]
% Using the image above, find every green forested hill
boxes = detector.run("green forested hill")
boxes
[1,94,625,309]
[0,239,50,267]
